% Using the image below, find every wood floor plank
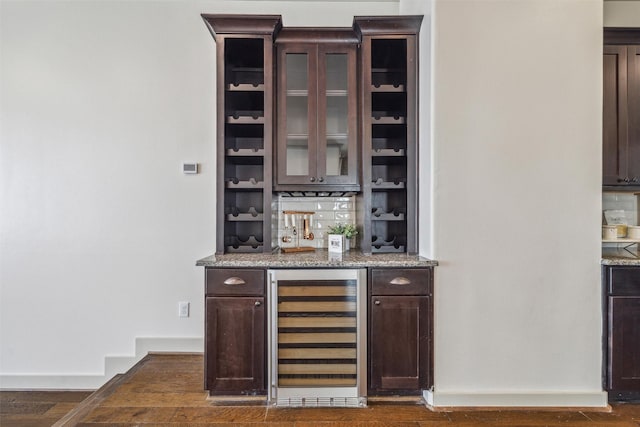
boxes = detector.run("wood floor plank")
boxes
[4,354,640,426]
[295,422,421,427]
[170,406,268,423]
[0,401,55,415]
[82,406,178,423]
[100,391,211,407]
[44,402,85,418]
[0,391,91,404]
[445,410,594,425]
[265,405,449,423]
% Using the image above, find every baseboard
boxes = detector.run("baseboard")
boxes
[0,336,203,390]
[423,389,609,409]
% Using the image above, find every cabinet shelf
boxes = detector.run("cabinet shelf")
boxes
[371,84,405,92]
[226,148,265,157]
[372,148,405,157]
[371,236,405,253]
[227,207,264,221]
[227,83,265,91]
[228,67,264,87]
[371,208,405,221]
[372,115,405,125]
[372,178,406,189]
[226,112,265,124]
[226,235,264,252]
[225,178,264,189]
[225,245,264,253]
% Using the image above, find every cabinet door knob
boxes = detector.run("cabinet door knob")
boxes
[374,300,381,305]
[318,177,324,182]
[254,301,261,306]
[389,277,411,285]
[310,177,316,182]
[223,277,246,285]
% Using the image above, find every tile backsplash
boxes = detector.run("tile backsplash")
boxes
[602,192,639,227]
[275,195,357,249]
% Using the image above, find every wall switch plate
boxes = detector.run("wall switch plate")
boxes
[183,163,198,174]
[178,301,190,318]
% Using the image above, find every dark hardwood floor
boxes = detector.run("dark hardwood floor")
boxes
[0,389,92,426]
[1,353,639,426]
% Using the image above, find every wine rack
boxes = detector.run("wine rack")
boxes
[202,15,281,254]
[361,36,413,254]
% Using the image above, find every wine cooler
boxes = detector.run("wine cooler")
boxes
[268,269,367,407]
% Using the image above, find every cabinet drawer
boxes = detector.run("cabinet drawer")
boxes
[206,268,265,296]
[371,268,431,296]
[608,267,640,295]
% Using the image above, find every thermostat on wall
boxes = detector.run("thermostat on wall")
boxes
[183,163,199,174]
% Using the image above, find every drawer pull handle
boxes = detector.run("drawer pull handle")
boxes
[223,277,246,286]
[389,277,411,285]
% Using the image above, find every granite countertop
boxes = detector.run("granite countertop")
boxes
[196,249,438,268]
[602,247,640,265]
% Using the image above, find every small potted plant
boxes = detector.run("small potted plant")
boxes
[327,223,358,252]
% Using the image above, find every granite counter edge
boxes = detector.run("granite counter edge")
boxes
[196,254,438,268]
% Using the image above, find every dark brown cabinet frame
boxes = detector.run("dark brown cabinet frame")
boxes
[204,266,434,397]
[603,28,640,190]
[602,265,640,402]
[203,15,423,255]
[368,267,433,395]
[274,31,359,190]
[204,267,267,395]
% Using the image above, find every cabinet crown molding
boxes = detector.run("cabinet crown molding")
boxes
[201,14,283,40]
[275,28,359,44]
[604,27,640,45]
[353,15,423,36]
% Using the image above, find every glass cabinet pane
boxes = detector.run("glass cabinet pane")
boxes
[286,54,309,176]
[324,54,348,176]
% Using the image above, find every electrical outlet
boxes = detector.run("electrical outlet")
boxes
[178,301,190,318]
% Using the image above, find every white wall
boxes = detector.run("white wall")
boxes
[430,0,605,406]
[1,0,610,407]
[399,0,432,257]
[0,0,398,389]
[604,0,640,27]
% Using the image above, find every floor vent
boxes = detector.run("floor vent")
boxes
[275,396,365,408]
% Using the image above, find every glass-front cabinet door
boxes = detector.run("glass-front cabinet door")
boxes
[276,43,358,188]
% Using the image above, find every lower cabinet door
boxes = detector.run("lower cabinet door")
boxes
[609,296,640,392]
[205,296,265,394]
[369,295,430,394]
